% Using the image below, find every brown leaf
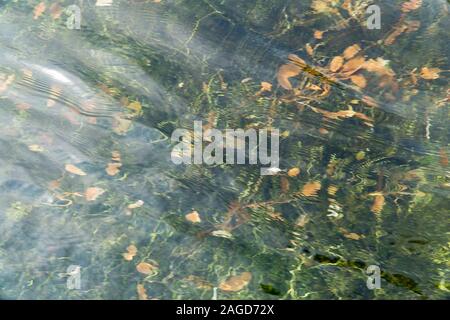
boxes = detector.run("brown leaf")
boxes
[343,44,361,60]
[362,58,395,77]
[401,0,422,12]
[329,56,344,73]
[111,150,121,162]
[0,74,15,93]
[277,64,302,90]
[301,181,321,197]
[371,194,385,214]
[49,3,63,19]
[65,164,86,176]
[280,176,290,193]
[350,74,367,88]
[260,81,272,92]
[48,179,61,190]
[341,56,366,75]
[306,43,314,56]
[314,30,324,39]
[296,214,310,227]
[362,95,379,108]
[287,54,306,65]
[311,0,338,14]
[420,67,441,80]
[185,210,202,223]
[287,167,301,177]
[327,185,338,196]
[106,163,121,176]
[218,272,252,292]
[185,275,214,289]
[137,284,148,300]
[136,262,158,275]
[85,187,105,201]
[123,245,138,261]
[33,2,46,19]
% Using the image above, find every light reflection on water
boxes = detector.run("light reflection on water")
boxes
[0,0,448,299]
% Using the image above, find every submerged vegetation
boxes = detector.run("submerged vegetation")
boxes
[0,0,449,299]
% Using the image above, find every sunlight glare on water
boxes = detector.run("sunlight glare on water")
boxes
[0,0,448,300]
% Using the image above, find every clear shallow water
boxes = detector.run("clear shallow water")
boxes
[0,0,448,299]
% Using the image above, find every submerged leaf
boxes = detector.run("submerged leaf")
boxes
[33,2,46,19]
[260,81,272,92]
[329,56,344,72]
[371,195,385,214]
[420,67,441,80]
[136,262,158,275]
[0,74,15,93]
[301,181,321,197]
[106,163,121,176]
[85,187,105,201]
[296,214,310,227]
[65,164,86,176]
[123,245,138,261]
[136,284,148,300]
[185,275,214,289]
[277,64,301,90]
[350,74,367,88]
[314,30,324,39]
[219,272,252,292]
[341,56,365,75]
[343,44,361,60]
[127,101,143,116]
[287,167,301,177]
[113,117,132,135]
[49,3,62,19]
[185,210,202,223]
[401,0,422,12]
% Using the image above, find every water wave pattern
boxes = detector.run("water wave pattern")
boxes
[0,0,448,299]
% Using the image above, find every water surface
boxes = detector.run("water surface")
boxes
[0,0,449,299]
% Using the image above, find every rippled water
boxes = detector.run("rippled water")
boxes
[0,0,448,299]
